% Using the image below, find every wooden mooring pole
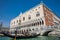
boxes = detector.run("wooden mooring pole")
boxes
[14,30,17,40]
[14,36,16,40]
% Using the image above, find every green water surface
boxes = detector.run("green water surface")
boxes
[0,36,60,40]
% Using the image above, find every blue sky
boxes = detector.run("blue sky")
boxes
[0,0,60,27]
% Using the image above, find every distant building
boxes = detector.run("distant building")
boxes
[10,2,60,31]
[0,22,9,31]
[0,22,2,28]
[0,27,9,31]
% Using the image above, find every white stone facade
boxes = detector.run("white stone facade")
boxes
[10,2,60,30]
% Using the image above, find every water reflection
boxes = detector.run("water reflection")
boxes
[11,36,60,40]
[0,36,60,40]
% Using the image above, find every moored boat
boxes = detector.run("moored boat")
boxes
[2,29,40,39]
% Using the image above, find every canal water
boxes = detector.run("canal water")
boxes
[0,36,60,40]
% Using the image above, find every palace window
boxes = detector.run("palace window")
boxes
[36,11,40,17]
[40,21,41,25]
[27,29,28,32]
[42,20,44,25]
[38,7,40,8]
[32,23,34,26]
[32,28,34,31]
[23,17,25,21]
[44,13,46,16]
[17,20,18,23]
[33,23,35,26]
[35,23,37,25]
[37,22,39,25]
[28,15,31,20]
[36,9,37,10]
[29,29,31,31]
[19,20,21,22]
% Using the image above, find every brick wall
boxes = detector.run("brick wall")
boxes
[43,6,54,26]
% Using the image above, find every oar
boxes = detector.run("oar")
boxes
[14,33,16,40]
[14,30,17,40]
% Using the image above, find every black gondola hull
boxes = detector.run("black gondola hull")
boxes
[2,32,40,39]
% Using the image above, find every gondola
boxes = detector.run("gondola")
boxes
[2,31,40,39]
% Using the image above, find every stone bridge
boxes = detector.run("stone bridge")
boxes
[40,26,59,36]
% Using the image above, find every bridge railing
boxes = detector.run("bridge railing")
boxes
[40,26,54,31]
[41,25,60,31]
